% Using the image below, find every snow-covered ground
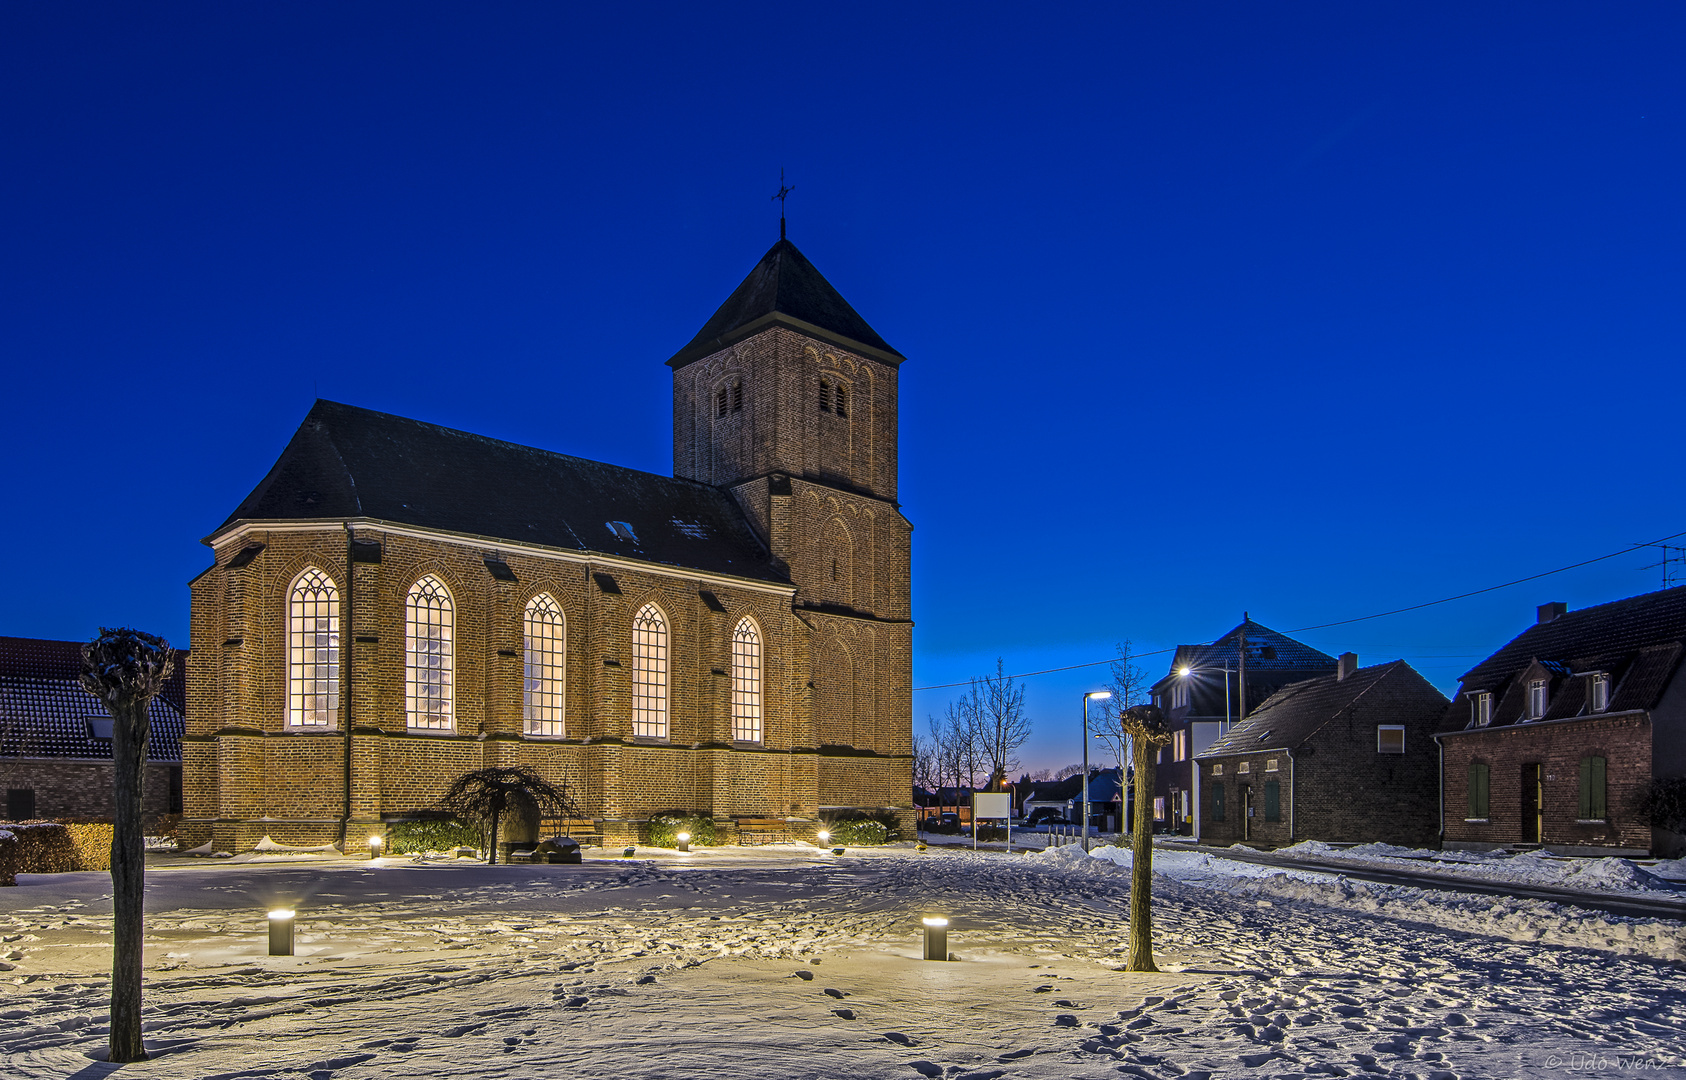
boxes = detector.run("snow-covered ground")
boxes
[1,843,1681,1078]
[1268,840,1686,896]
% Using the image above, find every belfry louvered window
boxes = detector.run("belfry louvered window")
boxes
[716,386,728,417]
[286,567,340,728]
[405,575,454,731]
[818,380,831,413]
[632,603,669,739]
[731,617,763,743]
[731,380,742,412]
[833,383,847,417]
[523,593,565,737]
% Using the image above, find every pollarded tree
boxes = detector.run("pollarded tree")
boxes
[440,767,580,864]
[80,627,175,1064]
[1119,703,1172,972]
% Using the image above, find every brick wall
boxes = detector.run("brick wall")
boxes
[1440,712,1653,854]
[1,760,179,829]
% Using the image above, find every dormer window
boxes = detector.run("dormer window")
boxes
[1527,679,1548,720]
[1588,672,1610,713]
[1470,692,1492,727]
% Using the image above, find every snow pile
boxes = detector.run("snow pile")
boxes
[1274,840,1683,895]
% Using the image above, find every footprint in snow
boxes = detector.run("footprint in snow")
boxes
[882,1032,917,1046]
[906,1063,941,1078]
[560,996,589,1008]
[1053,1014,1078,1028]
[634,975,656,985]
[823,987,847,998]
[1052,998,1085,1008]
[792,970,814,981]
[442,1023,486,1038]
[832,1008,856,1020]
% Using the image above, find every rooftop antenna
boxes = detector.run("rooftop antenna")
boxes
[772,168,794,240]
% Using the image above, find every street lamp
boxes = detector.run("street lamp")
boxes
[1081,691,1112,852]
[1180,664,1236,733]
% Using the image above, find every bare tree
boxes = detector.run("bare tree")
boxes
[1094,641,1152,787]
[1120,703,1172,972]
[941,699,984,795]
[80,627,175,1064]
[439,767,580,864]
[968,659,1031,791]
[1053,763,1087,780]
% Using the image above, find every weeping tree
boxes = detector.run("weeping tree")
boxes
[1120,703,1172,972]
[439,767,579,864]
[80,628,175,1063]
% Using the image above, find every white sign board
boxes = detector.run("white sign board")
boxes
[971,793,1011,819]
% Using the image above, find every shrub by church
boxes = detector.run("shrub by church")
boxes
[181,238,913,852]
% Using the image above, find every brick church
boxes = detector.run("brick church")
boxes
[181,235,914,852]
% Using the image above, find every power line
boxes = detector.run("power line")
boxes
[911,527,1686,693]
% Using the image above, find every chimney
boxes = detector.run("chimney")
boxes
[1537,601,1567,625]
[1337,652,1358,681]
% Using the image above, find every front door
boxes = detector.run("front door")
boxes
[1523,763,1543,844]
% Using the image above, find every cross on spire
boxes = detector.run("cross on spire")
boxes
[772,168,794,240]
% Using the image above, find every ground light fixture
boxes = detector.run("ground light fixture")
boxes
[368,834,383,858]
[676,831,691,853]
[921,916,949,961]
[816,829,830,846]
[268,910,295,956]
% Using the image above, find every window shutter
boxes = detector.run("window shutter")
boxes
[1590,756,1606,819]
[1578,758,1592,819]
[1213,783,1225,823]
[1468,763,1489,818]
[1264,780,1280,822]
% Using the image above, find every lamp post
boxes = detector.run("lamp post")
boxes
[921,916,949,961]
[1081,691,1112,852]
[268,909,295,956]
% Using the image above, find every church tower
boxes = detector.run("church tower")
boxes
[670,237,913,817]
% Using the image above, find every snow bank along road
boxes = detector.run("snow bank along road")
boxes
[0,844,1681,1079]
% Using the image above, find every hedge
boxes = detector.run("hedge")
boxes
[60,822,114,871]
[0,822,81,876]
[0,831,16,886]
[387,818,483,855]
[829,819,889,846]
[645,813,717,848]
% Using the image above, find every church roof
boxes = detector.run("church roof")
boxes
[216,401,787,585]
[668,238,904,370]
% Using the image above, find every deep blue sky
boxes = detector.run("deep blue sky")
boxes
[4,4,1683,772]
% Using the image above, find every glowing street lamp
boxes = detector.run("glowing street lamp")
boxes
[1081,691,1112,852]
[921,916,949,961]
[268,909,295,956]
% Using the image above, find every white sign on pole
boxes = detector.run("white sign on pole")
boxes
[971,793,1011,819]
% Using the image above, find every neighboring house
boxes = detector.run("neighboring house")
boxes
[1020,768,1123,828]
[1196,656,1447,847]
[1150,619,1338,835]
[1435,590,1686,857]
[184,235,915,853]
[0,636,186,828]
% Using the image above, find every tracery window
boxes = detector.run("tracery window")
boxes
[405,575,454,730]
[286,567,340,728]
[523,593,565,737]
[632,603,668,739]
[731,616,763,742]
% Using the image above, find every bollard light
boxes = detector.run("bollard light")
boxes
[816,829,830,846]
[368,834,383,858]
[623,846,637,858]
[921,916,949,961]
[268,909,295,956]
[676,831,691,853]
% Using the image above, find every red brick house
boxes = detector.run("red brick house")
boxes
[0,636,186,828]
[1195,656,1448,847]
[1435,589,1686,857]
[1150,619,1337,836]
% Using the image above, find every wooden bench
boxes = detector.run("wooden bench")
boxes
[508,837,583,865]
[734,818,791,845]
[542,818,603,847]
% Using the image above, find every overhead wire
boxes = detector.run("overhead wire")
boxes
[911,527,1686,693]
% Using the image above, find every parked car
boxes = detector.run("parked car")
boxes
[1024,807,1072,827]
[927,812,962,834]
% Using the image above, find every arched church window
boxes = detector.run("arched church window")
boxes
[716,379,743,419]
[632,602,668,739]
[731,617,763,743]
[286,567,339,728]
[405,575,454,731]
[523,593,565,737]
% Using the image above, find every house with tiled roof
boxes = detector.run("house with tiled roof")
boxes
[0,636,185,826]
[1435,589,1686,857]
[1148,619,1338,835]
[1195,656,1448,847]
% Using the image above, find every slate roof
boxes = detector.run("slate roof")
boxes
[1438,586,1686,732]
[217,401,786,585]
[1200,660,1448,758]
[0,637,185,762]
[667,238,905,370]
[1156,620,1338,717]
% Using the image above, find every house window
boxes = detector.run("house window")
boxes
[1467,762,1490,819]
[1171,681,1188,709]
[286,567,340,728]
[1471,692,1492,727]
[1265,757,1279,772]
[6,788,34,821]
[632,602,669,739]
[731,616,763,743]
[1211,763,1223,777]
[1589,673,1610,713]
[1527,679,1548,720]
[523,593,565,737]
[1264,780,1281,822]
[1153,796,1166,820]
[404,575,454,731]
[1377,726,1405,754]
[1173,730,1188,761]
[1238,760,1251,774]
[1578,756,1607,820]
[1211,782,1226,822]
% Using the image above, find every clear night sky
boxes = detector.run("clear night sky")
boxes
[4,5,1682,772]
